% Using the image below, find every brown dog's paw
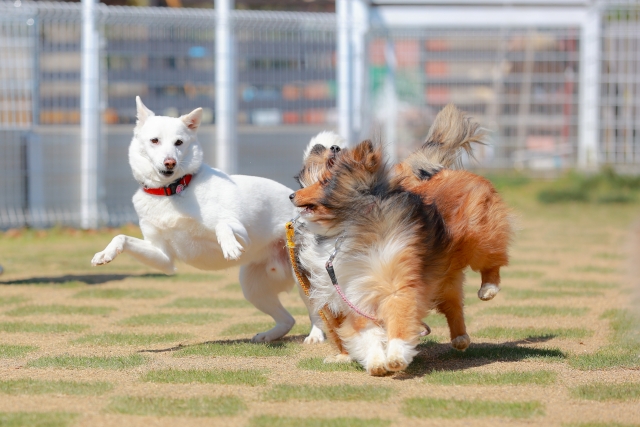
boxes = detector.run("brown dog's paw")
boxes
[367,363,388,377]
[451,334,470,351]
[478,283,500,301]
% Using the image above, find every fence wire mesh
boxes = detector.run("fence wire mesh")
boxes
[0,1,638,228]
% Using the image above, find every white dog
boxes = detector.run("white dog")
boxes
[92,96,323,343]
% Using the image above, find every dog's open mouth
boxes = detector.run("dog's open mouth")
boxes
[160,170,174,177]
[299,205,315,215]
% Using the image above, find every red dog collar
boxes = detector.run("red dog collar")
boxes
[143,174,193,196]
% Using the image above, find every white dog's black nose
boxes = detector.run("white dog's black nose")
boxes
[164,157,177,170]
[330,145,341,153]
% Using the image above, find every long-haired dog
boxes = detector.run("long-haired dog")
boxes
[92,96,323,343]
[291,106,512,374]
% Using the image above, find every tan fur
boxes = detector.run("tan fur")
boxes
[292,105,512,375]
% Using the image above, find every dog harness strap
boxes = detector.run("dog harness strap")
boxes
[285,218,345,353]
[143,174,193,196]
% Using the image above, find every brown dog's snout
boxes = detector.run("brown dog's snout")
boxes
[164,157,177,170]
[289,192,296,201]
[330,145,341,154]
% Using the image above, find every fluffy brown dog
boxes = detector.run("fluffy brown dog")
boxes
[290,107,513,375]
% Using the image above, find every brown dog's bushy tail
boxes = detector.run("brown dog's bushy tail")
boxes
[399,104,485,179]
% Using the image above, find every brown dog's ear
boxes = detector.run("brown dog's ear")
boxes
[352,140,381,171]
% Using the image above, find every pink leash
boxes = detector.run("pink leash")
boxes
[324,236,430,336]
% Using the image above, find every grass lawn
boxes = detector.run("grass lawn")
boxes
[0,172,638,426]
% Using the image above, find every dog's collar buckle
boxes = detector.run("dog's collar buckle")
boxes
[143,174,193,196]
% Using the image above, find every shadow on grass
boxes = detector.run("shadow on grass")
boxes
[0,273,170,286]
[395,341,566,380]
[138,336,303,354]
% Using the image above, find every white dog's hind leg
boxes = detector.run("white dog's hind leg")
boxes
[91,235,175,275]
[297,286,325,344]
[240,263,295,342]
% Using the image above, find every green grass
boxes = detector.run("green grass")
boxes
[0,344,38,358]
[0,412,77,427]
[570,309,640,370]
[505,288,602,299]
[264,384,392,402]
[509,258,559,266]
[5,304,115,316]
[540,279,617,290]
[0,379,112,396]
[220,321,310,337]
[71,332,190,346]
[163,297,250,309]
[0,296,28,306]
[422,314,449,328]
[423,370,556,386]
[594,252,625,260]
[27,354,147,369]
[105,395,246,417]
[475,326,593,341]
[572,265,619,274]
[501,270,545,279]
[570,382,640,401]
[173,341,298,358]
[249,416,391,427]
[297,357,363,372]
[73,288,170,299]
[402,397,544,419]
[479,305,589,317]
[222,282,241,291]
[119,312,224,326]
[143,368,268,386]
[0,322,89,334]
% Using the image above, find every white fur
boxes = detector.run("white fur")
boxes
[386,338,419,372]
[302,131,345,160]
[92,97,324,343]
[342,324,388,376]
[478,283,500,301]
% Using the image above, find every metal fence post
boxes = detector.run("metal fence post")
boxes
[352,0,369,143]
[578,1,601,171]
[337,0,354,145]
[80,0,100,228]
[215,0,237,174]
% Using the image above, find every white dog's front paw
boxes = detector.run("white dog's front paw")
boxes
[219,238,244,261]
[303,325,325,344]
[91,236,124,266]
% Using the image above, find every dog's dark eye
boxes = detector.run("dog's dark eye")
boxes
[175,140,183,146]
[151,138,159,144]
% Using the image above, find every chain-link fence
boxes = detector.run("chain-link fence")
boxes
[0,1,639,228]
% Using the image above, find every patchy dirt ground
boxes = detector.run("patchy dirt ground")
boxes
[0,182,639,427]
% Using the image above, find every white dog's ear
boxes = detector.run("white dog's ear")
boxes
[180,108,203,131]
[135,96,154,127]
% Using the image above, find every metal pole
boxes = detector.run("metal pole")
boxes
[351,0,369,142]
[337,0,354,146]
[215,0,237,174]
[80,0,100,228]
[578,1,601,171]
[384,40,397,164]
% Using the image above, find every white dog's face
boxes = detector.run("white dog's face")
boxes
[129,96,204,187]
